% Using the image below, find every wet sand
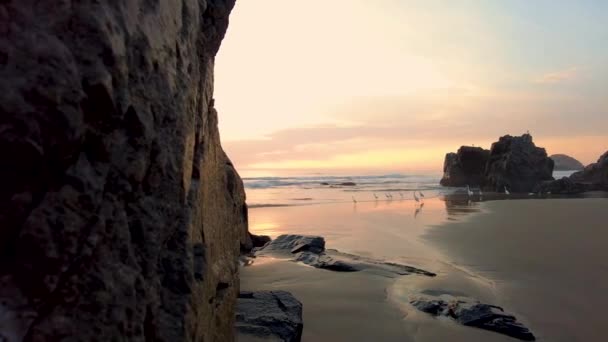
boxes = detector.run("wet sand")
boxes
[424,198,608,341]
[241,196,608,341]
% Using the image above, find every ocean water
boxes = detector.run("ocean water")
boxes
[243,171,578,207]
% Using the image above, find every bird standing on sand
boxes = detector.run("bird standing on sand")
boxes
[504,186,510,195]
[352,196,357,204]
[385,193,390,199]
[466,185,474,197]
[373,193,378,200]
[419,191,425,198]
[413,191,420,203]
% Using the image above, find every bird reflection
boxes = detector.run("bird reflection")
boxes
[414,202,425,219]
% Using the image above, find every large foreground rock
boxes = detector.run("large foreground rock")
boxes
[483,134,554,193]
[0,1,248,340]
[236,291,303,342]
[255,235,435,277]
[411,296,535,341]
[550,154,584,171]
[440,146,490,187]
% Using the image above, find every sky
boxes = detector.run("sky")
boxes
[215,0,608,176]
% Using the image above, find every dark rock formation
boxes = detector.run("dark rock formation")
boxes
[236,291,303,342]
[440,146,490,187]
[411,296,535,341]
[550,154,584,171]
[483,134,554,193]
[320,182,356,186]
[256,235,436,277]
[0,0,248,340]
[534,177,587,194]
[533,151,608,194]
[260,235,326,255]
[250,234,272,249]
[569,151,608,190]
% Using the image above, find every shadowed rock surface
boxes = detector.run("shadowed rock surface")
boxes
[411,296,535,341]
[536,151,608,194]
[550,154,584,171]
[256,235,436,277]
[0,0,248,340]
[440,146,490,187]
[569,151,608,190]
[483,134,554,193]
[534,177,586,194]
[236,291,303,342]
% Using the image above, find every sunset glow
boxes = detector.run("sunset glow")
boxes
[216,0,608,175]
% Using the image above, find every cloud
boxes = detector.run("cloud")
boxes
[533,67,579,84]
[222,90,607,172]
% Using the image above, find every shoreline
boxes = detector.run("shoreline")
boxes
[241,195,608,341]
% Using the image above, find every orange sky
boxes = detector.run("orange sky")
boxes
[215,0,608,175]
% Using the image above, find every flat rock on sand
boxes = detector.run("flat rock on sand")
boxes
[410,296,535,341]
[255,234,436,277]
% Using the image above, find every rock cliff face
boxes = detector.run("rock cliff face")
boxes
[569,151,608,190]
[440,146,490,187]
[484,134,554,193]
[0,0,249,340]
[550,154,584,171]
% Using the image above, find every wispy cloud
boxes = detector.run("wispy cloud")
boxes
[223,90,607,172]
[533,67,579,84]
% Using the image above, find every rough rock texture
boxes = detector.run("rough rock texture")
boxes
[0,0,249,341]
[411,296,535,341]
[440,146,490,187]
[550,154,584,171]
[569,151,608,190]
[483,134,554,193]
[235,291,303,342]
[534,177,587,194]
[256,235,436,277]
[533,151,608,194]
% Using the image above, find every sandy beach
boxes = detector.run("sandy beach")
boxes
[241,196,608,341]
[423,198,608,341]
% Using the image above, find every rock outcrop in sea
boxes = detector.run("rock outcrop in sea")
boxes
[550,154,585,171]
[0,0,250,340]
[534,150,608,194]
[569,151,608,190]
[484,134,554,193]
[440,134,554,193]
[440,146,490,187]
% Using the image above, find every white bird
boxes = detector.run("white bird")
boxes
[413,191,420,203]
[528,192,535,196]
[504,186,510,195]
[352,196,357,204]
[466,185,474,197]
[419,191,425,198]
[385,193,390,199]
[373,193,379,200]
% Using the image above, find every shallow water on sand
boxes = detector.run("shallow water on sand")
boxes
[244,196,505,341]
